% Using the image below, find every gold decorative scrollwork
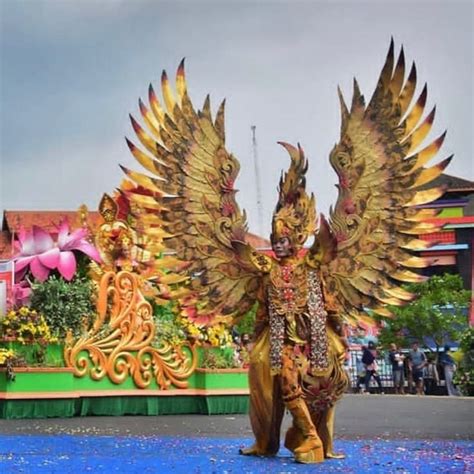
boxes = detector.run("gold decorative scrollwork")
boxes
[64,270,197,389]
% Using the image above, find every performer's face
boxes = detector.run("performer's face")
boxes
[272,236,293,258]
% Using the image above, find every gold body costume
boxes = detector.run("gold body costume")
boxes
[124,41,451,463]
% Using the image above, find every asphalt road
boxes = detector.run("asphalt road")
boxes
[0,395,472,440]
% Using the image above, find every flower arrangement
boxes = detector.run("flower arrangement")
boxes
[0,307,57,346]
[150,301,233,349]
[0,348,15,365]
[0,348,17,381]
[151,302,187,347]
[199,346,240,369]
[177,294,234,348]
[178,313,233,348]
[29,275,95,339]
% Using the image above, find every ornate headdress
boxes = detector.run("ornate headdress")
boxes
[271,142,317,251]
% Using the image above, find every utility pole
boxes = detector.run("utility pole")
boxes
[251,125,264,237]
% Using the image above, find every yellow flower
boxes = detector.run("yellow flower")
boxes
[0,348,14,363]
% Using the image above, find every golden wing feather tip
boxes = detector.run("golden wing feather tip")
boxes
[176,58,187,99]
[405,187,446,207]
[161,69,176,115]
[389,46,405,97]
[410,131,447,171]
[392,270,428,283]
[398,61,417,116]
[410,155,453,188]
[129,114,159,153]
[120,166,163,195]
[148,84,165,123]
[400,239,437,251]
[372,306,394,318]
[404,83,427,134]
[405,106,436,154]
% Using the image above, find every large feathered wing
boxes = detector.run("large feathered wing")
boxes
[122,60,267,324]
[309,40,452,323]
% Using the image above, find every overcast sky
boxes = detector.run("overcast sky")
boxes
[1,0,473,237]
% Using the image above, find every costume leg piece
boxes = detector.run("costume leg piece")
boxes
[240,328,284,456]
[280,346,323,463]
[316,404,345,459]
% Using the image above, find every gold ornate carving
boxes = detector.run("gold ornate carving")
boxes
[94,193,136,272]
[64,270,197,389]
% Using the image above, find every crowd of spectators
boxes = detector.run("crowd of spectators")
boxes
[353,340,462,396]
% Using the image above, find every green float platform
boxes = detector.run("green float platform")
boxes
[0,367,249,419]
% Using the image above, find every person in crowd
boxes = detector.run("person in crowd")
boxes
[388,343,405,394]
[404,356,414,394]
[355,348,367,393]
[232,333,243,367]
[362,341,384,394]
[439,345,460,396]
[408,341,427,396]
[239,333,251,369]
[423,354,439,395]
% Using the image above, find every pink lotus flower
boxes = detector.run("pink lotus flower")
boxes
[14,220,101,282]
[11,281,32,308]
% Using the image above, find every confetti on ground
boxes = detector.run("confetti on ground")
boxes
[0,435,472,473]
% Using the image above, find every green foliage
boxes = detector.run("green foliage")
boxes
[199,347,239,369]
[30,275,96,339]
[454,327,474,396]
[151,300,176,320]
[376,274,470,351]
[458,326,474,353]
[235,303,257,336]
[150,300,186,347]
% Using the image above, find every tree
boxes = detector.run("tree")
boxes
[376,274,471,352]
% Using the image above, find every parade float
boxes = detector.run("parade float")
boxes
[0,188,251,418]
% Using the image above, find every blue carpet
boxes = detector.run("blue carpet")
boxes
[0,436,472,473]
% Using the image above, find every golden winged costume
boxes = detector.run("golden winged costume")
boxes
[124,40,451,463]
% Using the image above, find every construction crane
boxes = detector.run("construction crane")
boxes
[251,125,264,238]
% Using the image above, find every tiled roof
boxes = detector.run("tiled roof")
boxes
[3,210,102,233]
[418,173,474,192]
[0,231,13,260]
[245,232,271,249]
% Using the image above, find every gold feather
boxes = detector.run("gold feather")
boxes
[404,107,436,154]
[398,62,417,117]
[161,70,176,116]
[410,156,452,188]
[410,132,447,171]
[124,60,260,327]
[405,187,445,206]
[321,41,450,325]
[139,98,161,139]
[404,84,427,135]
